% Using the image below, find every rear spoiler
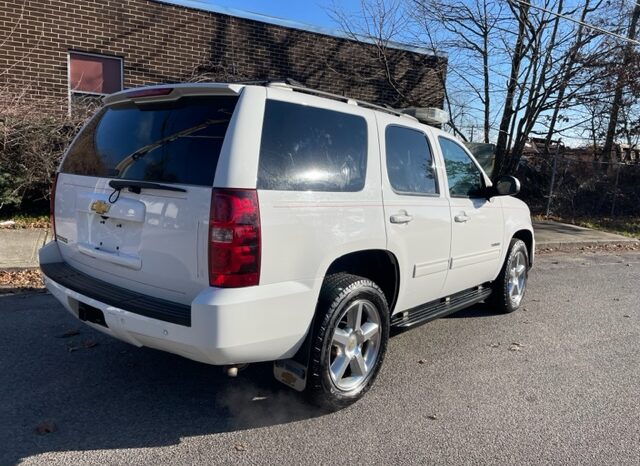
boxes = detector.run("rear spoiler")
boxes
[103,83,244,106]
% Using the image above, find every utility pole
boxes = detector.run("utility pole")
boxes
[545,140,562,218]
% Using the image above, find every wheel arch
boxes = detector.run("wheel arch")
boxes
[512,228,534,267]
[286,249,399,374]
[324,249,400,314]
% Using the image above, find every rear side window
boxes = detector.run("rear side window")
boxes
[61,96,239,186]
[258,100,367,192]
[385,125,438,195]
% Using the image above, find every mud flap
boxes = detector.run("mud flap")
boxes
[273,315,316,392]
[273,359,307,392]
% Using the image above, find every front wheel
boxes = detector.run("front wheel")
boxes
[306,273,389,410]
[490,239,529,313]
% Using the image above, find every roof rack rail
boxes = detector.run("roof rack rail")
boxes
[265,80,418,122]
[204,79,443,123]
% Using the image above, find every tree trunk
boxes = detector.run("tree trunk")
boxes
[493,2,528,179]
[601,2,640,162]
[544,1,591,156]
[482,29,490,143]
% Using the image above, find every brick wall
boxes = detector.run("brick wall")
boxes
[0,0,446,110]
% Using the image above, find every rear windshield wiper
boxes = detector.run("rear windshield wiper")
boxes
[127,118,229,162]
[109,179,187,194]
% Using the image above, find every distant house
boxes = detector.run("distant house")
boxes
[522,137,563,157]
[523,137,639,165]
[618,143,640,163]
[0,0,446,113]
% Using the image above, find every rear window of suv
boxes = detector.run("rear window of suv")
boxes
[61,96,239,186]
[257,100,367,192]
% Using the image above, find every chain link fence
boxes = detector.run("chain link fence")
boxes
[516,153,640,219]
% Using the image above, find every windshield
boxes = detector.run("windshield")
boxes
[61,95,239,186]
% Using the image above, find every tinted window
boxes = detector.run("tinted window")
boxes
[62,96,238,186]
[69,52,122,95]
[385,126,438,195]
[439,137,484,197]
[258,100,367,192]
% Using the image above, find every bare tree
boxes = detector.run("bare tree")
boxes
[492,0,530,176]
[411,0,506,143]
[329,0,437,106]
[601,0,640,161]
[541,0,603,154]
[334,0,636,180]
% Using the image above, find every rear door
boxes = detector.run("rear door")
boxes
[437,135,504,296]
[54,88,240,304]
[378,115,451,313]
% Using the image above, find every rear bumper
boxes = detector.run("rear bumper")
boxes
[39,242,316,365]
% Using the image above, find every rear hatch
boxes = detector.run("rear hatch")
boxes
[54,86,240,304]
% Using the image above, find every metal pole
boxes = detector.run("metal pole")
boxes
[610,162,621,217]
[545,140,560,218]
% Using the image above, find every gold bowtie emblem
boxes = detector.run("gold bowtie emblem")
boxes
[90,200,110,215]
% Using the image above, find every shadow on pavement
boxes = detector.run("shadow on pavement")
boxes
[389,302,499,338]
[0,293,327,466]
[444,302,503,319]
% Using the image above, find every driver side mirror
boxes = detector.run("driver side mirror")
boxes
[494,175,520,196]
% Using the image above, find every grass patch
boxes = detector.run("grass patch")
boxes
[573,218,640,239]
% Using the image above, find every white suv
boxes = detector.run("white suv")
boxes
[40,82,534,408]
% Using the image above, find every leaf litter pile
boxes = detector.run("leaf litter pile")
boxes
[0,269,45,293]
[0,216,50,229]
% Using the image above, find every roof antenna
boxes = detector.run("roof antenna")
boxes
[284,78,304,87]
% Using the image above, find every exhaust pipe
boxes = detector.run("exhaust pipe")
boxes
[224,364,249,377]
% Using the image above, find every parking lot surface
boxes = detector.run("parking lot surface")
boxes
[2,251,639,465]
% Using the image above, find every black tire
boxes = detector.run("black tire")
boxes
[490,238,529,313]
[306,273,390,410]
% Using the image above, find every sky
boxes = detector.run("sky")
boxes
[166,0,628,147]
[173,0,352,30]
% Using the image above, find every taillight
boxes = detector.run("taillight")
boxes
[50,173,59,241]
[208,188,261,287]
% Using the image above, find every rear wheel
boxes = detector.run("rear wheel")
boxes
[490,239,529,313]
[306,273,389,410]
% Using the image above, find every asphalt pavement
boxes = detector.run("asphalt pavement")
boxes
[2,250,640,465]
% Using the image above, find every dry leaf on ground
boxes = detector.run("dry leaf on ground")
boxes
[68,340,99,352]
[0,218,49,229]
[58,329,80,338]
[509,342,524,352]
[0,269,44,292]
[35,421,56,435]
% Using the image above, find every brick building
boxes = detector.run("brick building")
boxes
[0,0,446,112]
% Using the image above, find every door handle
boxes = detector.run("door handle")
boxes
[390,211,413,224]
[454,213,470,223]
